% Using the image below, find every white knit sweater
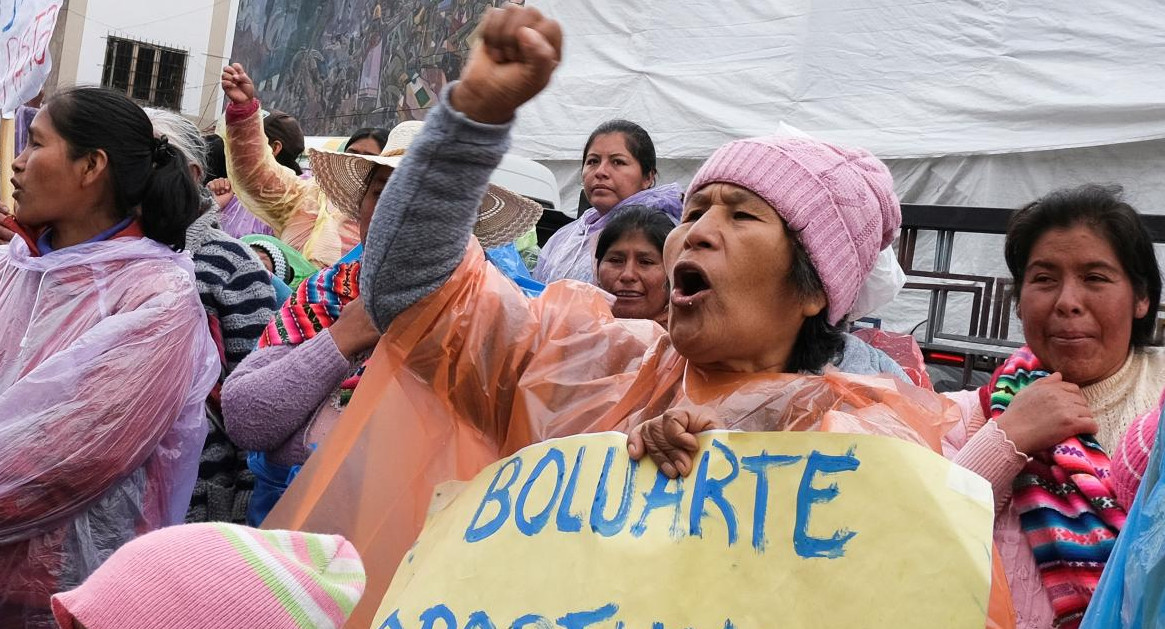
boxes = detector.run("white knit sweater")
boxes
[1082,347,1165,452]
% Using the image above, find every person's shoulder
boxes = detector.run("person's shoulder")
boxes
[106,250,204,313]
[1133,345,1165,391]
[194,230,265,270]
[532,278,665,345]
[942,387,982,406]
[536,277,610,303]
[837,332,909,381]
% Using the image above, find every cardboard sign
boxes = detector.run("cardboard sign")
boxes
[373,431,995,629]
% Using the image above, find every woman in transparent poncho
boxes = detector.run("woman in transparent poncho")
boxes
[0,88,218,627]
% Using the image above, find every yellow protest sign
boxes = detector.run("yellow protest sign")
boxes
[373,431,995,629]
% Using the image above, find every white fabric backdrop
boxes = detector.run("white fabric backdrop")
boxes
[515,0,1165,160]
[534,143,1165,337]
[511,0,1165,337]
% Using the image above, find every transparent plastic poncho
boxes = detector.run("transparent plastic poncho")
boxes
[0,235,218,626]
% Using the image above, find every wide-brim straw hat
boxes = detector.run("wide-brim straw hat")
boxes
[310,121,543,250]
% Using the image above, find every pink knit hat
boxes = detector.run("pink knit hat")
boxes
[686,136,901,325]
[51,523,366,629]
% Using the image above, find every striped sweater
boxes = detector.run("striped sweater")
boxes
[186,209,278,372]
[184,207,278,524]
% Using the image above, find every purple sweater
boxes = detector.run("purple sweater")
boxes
[221,329,352,466]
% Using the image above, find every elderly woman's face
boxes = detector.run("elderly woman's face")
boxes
[664,182,825,372]
[1019,224,1149,385]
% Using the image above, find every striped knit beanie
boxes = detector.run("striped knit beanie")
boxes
[248,238,292,284]
[51,523,366,629]
[687,136,901,325]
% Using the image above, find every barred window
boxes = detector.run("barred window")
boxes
[100,36,187,110]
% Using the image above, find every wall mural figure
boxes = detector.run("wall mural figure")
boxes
[230,0,521,134]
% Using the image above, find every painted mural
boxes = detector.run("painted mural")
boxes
[229,0,519,135]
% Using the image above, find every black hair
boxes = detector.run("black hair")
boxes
[203,134,227,183]
[45,87,200,250]
[595,205,676,262]
[262,111,304,176]
[582,119,657,180]
[1005,183,1162,347]
[343,127,390,153]
[787,238,847,373]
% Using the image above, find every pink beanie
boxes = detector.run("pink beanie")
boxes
[686,136,901,325]
[51,523,366,629]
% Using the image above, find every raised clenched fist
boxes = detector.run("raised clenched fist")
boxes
[627,408,719,478]
[221,63,257,106]
[450,4,563,125]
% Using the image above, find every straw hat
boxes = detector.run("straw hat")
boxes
[310,121,543,249]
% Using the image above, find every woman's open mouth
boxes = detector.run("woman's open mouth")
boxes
[671,261,711,307]
[614,290,645,299]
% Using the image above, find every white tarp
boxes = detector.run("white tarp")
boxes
[513,0,1165,338]
[516,0,1165,160]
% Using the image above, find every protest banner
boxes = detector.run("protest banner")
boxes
[1,0,62,206]
[372,431,996,629]
[1,0,60,115]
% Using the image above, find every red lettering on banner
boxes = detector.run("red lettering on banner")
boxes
[2,3,60,109]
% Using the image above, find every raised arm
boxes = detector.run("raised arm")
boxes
[219,63,318,237]
[361,5,563,331]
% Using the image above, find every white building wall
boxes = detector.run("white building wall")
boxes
[69,0,239,120]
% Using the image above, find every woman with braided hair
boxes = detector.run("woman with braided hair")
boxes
[0,87,219,626]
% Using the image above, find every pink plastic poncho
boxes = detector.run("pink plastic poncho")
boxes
[0,235,219,627]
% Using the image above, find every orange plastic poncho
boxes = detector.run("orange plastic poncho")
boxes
[219,105,359,267]
[266,240,1014,628]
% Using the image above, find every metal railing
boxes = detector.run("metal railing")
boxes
[898,204,1165,387]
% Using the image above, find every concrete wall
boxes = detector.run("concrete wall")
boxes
[49,0,239,127]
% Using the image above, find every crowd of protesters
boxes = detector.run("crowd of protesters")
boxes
[0,5,1162,629]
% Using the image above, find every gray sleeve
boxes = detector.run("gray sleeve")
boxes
[877,349,911,384]
[360,83,513,332]
[834,333,912,384]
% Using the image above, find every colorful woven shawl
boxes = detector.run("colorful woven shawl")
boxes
[259,261,365,404]
[983,346,1127,628]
